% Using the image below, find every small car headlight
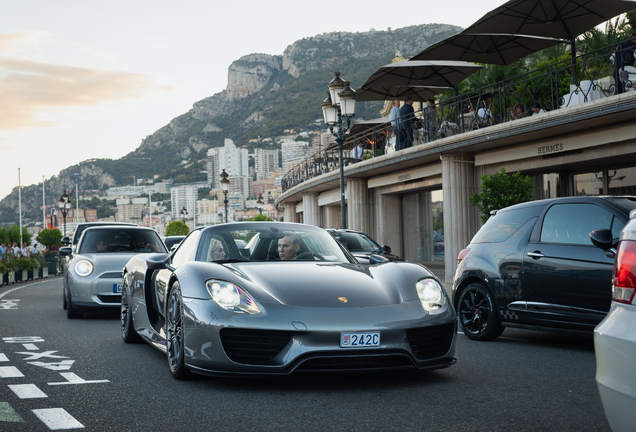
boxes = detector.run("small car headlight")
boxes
[416,278,446,313]
[74,260,94,277]
[205,280,260,314]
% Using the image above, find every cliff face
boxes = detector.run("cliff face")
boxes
[0,23,462,224]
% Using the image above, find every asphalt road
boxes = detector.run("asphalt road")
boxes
[0,277,610,432]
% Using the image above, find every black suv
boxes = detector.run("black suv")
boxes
[453,196,636,341]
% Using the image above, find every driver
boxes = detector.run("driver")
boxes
[132,235,161,252]
[96,240,108,252]
[278,232,301,261]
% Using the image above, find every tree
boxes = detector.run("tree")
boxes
[6,225,31,245]
[249,214,273,221]
[469,167,537,223]
[165,221,190,236]
[36,228,63,251]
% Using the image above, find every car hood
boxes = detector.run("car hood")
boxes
[226,262,411,308]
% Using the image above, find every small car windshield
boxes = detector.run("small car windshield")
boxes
[197,223,355,263]
[78,229,167,254]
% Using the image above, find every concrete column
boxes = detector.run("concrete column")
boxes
[347,178,369,233]
[283,203,298,223]
[442,153,476,284]
[376,193,401,255]
[302,193,320,227]
[322,205,340,229]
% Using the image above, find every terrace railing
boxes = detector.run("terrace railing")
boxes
[281,40,635,193]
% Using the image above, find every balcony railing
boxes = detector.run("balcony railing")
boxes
[281,40,635,193]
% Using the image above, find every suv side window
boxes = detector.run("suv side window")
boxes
[472,207,539,243]
[540,203,613,245]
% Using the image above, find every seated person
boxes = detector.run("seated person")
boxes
[96,240,109,252]
[207,238,226,261]
[278,232,301,260]
[132,235,161,252]
[531,101,546,115]
[509,103,526,120]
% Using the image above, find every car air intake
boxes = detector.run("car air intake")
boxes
[406,324,455,360]
[220,329,293,364]
[296,352,414,371]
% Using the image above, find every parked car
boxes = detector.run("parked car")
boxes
[325,228,403,264]
[163,235,186,252]
[591,210,636,432]
[121,222,457,379]
[453,196,636,341]
[60,226,167,319]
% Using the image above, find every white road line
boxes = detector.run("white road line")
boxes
[8,383,48,399]
[0,366,24,378]
[32,408,84,430]
[0,280,49,299]
[48,372,110,385]
[0,353,8,361]
[23,343,39,350]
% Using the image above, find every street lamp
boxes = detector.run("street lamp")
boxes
[220,169,230,223]
[256,194,264,215]
[322,71,356,229]
[180,206,188,223]
[58,190,73,236]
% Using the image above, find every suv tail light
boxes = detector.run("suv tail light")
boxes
[457,248,471,265]
[613,240,636,305]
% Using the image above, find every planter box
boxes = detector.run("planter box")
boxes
[2,271,15,285]
[45,256,60,276]
[39,267,48,278]
[15,269,28,283]
[27,269,38,281]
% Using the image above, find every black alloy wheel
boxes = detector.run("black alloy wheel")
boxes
[457,283,503,341]
[121,276,141,343]
[166,283,191,380]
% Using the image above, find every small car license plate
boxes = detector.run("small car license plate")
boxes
[340,332,380,348]
[113,284,122,293]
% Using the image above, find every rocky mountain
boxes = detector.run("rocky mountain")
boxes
[0,23,461,224]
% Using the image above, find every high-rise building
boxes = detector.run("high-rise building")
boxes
[170,185,197,221]
[281,140,309,174]
[255,149,280,180]
[207,139,249,187]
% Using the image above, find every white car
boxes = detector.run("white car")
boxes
[592,210,636,432]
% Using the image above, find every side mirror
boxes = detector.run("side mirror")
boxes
[147,254,171,270]
[59,247,72,257]
[61,236,70,246]
[590,229,616,259]
[381,245,392,254]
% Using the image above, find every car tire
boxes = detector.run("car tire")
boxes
[66,287,81,319]
[457,282,503,341]
[62,284,67,310]
[166,283,191,380]
[121,276,141,344]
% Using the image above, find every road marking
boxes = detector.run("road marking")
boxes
[0,366,24,378]
[0,354,8,362]
[0,280,48,300]
[23,343,39,350]
[28,360,75,371]
[0,401,24,423]
[0,300,19,310]
[8,384,48,399]
[16,350,69,361]
[3,336,45,344]
[48,372,110,386]
[32,408,84,430]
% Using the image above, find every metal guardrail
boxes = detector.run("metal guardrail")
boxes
[281,40,635,192]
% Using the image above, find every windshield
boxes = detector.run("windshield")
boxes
[331,232,382,254]
[197,223,355,263]
[78,228,167,254]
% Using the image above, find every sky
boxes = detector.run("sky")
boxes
[0,0,507,200]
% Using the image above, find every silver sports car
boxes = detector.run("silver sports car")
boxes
[121,222,457,379]
[61,226,167,319]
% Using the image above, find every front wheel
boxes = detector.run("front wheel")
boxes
[66,286,81,319]
[121,277,141,343]
[457,283,503,341]
[166,283,191,380]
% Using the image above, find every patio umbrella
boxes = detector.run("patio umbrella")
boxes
[355,60,484,101]
[465,0,636,44]
[411,33,565,66]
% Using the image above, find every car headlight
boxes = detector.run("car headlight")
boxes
[205,280,260,314]
[74,260,94,277]
[416,278,446,313]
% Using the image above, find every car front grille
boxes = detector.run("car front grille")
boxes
[220,329,293,364]
[96,295,122,303]
[296,351,414,371]
[98,272,123,279]
[406,324,455,360]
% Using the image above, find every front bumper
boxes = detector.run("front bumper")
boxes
[67,270,123,308]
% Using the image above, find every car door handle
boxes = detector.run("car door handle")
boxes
[527,252,544,259]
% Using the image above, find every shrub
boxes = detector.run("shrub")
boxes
[165,221,190,236]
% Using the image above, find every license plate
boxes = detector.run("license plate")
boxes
[340,332,380,348]
[113,284,122,293]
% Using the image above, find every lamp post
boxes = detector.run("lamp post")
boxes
[256,194,264,215]
[180,206,188,223]
[220,169,230,223]
[58,190,73,236]
[322,72,356,229]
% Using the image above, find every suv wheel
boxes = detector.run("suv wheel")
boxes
[457,283,504,341]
